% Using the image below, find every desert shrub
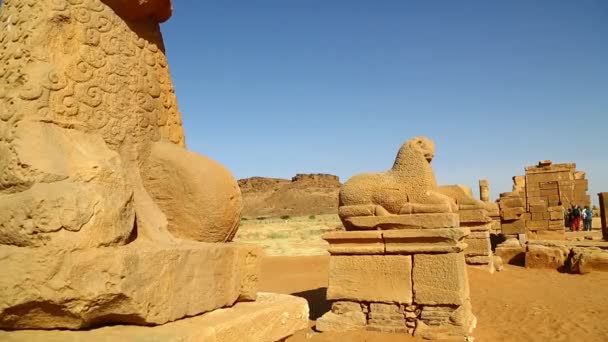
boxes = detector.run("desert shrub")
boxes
[280,215,291,220]
[309,215,316,219]
[256,217,267,220]
[241,217,248,221]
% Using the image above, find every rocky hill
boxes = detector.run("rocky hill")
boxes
[238,174,341,218]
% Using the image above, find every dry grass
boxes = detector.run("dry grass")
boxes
[234,214,342,256]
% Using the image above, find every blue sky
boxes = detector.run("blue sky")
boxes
[160,0,607,203]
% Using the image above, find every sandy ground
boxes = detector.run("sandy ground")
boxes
[259,256,608,342]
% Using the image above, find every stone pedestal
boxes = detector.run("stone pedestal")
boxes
[317,215,476,341]
[0,242,261,330]
[0,293,308,342]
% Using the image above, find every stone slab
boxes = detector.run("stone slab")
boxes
[501,220,525,235]
[316,311,367,332]
[526,230,565,241]
[323,231,384,255]
[0,293,307,342]
[495,246,525,266]
[0,242,261,329]
[570,248,608,274]
[413,253,469,305]
[525,244,570,269]
[501,207,525,220]
[343,213,459,230]
[383,228,469,254]
[459,209,492,223]
[464,237,491,256]
[327,255,413,304]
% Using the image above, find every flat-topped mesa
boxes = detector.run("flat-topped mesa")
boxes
[339,137,457,230]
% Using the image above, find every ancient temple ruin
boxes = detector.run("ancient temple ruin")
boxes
[0,0,307,340]
[498,160,590,240]
[316,137,476,341]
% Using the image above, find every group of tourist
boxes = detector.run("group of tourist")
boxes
[566,205,593,232]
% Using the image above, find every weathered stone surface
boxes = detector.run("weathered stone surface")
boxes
[459,209,492,223]
[501,207,525,220]
[331,301,364,315]
[343,213,459,230]
[316,311,367,332]
[0,0,253,332]
[142,142,242,242]
[339,137,457,227]
[468,231,490,239]
[495,241,525,266]
[464,237,491,256]
[501,220,525,235]
[414,302,476,341]
[323,231,384,255]
[465,255,492,264]
[570,248,608,274]
[102,0,173,22]
[413,253,469,305]
[0,243,261,329]
[526,230,565,240]
[383,228,469,254]
[0,122,135,248]
[479,179,490,202]
[0,293,308,342]
[493,255,504,271]
[525,244,570,269]
[327,255,413,304]
[0,0,239,246]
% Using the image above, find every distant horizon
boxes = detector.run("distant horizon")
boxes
[160,1,607,206]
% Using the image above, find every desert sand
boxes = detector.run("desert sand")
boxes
[259,255,608,342]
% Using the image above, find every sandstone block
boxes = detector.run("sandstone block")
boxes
[501,220,525,235]
[331,301,364,315]
[465,255,492,264]
[501,207,525,220]
[468,231,490,239]
[327,255,412,304]
[525,244,570,269]
[323,231,384,255]
[499,197,524,209]
[343,213,459,230]
[570,248,608,274]
[549,211,563,220]
[369,303,402,314]
[0,243,261,329]
[526,220,549,231]
[495,245,525,266]
[383,228,469,254]
[413,253,469,305]
[464,237,491,256]
[0,293,308,342]
[316,311,366,332]
[459,209,492,223]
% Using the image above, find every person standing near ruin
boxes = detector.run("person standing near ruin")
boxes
[571,205,581,232]
[584,206,593,231]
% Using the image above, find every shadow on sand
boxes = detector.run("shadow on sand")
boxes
[291,287,331,320]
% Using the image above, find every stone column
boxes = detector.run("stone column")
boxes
[479,179,490,202]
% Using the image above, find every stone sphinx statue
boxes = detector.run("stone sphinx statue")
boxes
[0,0,257,330]
[0,0,240,247]
[338,136,457,229]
